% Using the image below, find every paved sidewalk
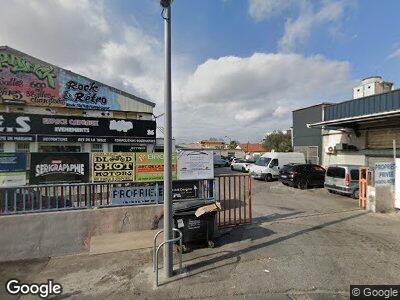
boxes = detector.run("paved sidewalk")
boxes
[1,180,400,299]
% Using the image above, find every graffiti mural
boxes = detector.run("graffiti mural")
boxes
[0,50,62,106]
[0,47,134,111]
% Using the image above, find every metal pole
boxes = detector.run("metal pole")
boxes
[163,3,173,278]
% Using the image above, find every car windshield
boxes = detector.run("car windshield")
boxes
[255,157,271,166]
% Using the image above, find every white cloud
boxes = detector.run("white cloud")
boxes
[278,1,347,52]
[248,0,296,21]
[0,0,355,143]
[388,48,400,60]
[176,52,354,142]
[248,0,350,53]
[0,0,165,104]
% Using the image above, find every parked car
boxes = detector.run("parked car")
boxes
[230,159,255,172]
[213,155,229,167]
[324,165,360,199]
[249,152,305,181]
[279,164,326,189]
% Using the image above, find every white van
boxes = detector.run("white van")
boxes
[249,152,305,181]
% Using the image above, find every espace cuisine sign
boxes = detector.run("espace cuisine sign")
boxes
[0,113,156,143]
[30,153,89,184]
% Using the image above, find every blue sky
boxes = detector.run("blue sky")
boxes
[1,0,400,143]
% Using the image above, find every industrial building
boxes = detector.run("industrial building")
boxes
[292,104,331,164]
[305,76,398,167]
[0,46,157,155]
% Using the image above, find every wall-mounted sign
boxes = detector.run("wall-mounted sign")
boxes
[0,113,156,144]
[135,153,177,182]
[172,180,199,200]
[395,159,400,209]
[112,180,200,205]
[30,153,89,184]
[0,48,151,111]
[177,150,214,180]
[92,153,135,182]
[0,153,27,187]
[375,162,395,186]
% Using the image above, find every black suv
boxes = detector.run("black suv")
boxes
[279,164,326,189]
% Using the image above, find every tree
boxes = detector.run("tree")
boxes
[229,140,239,149]
[262,131,292,152]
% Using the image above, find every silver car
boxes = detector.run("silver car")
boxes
[324,165,361,199]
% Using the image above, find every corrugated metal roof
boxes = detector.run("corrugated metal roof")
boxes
[324,89,400,121]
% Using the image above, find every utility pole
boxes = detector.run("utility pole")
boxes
[161,0,173,278]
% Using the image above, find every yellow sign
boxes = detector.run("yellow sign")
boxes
[92,153,135,182]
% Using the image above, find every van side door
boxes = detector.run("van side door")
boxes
[269,158,279,177]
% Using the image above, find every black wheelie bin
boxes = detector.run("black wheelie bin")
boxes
[173,200,217,252]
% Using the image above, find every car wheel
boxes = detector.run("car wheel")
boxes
[265,174,272,182]
[231,165,234,171]
[298,180,308,190]
[328,189,334,194]
[352,189,359,199]
[242,167,246,172]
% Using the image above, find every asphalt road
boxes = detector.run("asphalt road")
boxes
[1,172,400,299]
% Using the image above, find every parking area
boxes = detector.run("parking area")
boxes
[1,169,400,299]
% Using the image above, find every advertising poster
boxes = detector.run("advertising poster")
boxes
[112,180,199,205]
[0,153,27,187]
[92,153,135,182]
[30,153,89,184]
[177,150,214,180]
[135,153,177,182]
[375,162,395,186]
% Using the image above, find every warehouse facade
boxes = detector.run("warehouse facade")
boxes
[309,87,400,167]
[0,46,156,155]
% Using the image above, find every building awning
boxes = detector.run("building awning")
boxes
[308,109,400,129]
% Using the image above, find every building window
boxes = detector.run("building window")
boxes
[16,143,30,153]
[0,143,3,152]
[91,143,103,152]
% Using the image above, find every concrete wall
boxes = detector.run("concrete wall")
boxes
[0,205,163,262]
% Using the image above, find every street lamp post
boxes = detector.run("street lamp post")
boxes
[161,0,173,278]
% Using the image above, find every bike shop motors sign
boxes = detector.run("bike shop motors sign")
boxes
[30,153,89,184]
[0,113,156,144]
[92,153,135,182]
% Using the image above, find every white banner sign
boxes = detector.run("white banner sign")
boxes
[395,159,400,209]
[177,150,214,180]
[375,162,395,186]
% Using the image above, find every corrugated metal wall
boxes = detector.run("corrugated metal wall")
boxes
[324,89,400,121]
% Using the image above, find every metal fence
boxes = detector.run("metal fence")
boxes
[0,180,215,215]
[216,174,252,228]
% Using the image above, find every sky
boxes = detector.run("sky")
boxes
[1,0,400,143]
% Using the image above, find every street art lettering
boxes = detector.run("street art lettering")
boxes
[0,52,56,89]
[62,80,108,106]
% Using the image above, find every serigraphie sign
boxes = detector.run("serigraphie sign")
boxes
[0,153,27,187]
[135,153,177,182]
[92,153,135,182]
[375,162,395,186]
[30,153,89,184]
[177,150,214,180]
[0,113,156,144]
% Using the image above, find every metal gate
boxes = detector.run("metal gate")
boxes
[216,174,252,228]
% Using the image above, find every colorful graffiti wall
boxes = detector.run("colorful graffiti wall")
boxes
[0,48,137,111]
